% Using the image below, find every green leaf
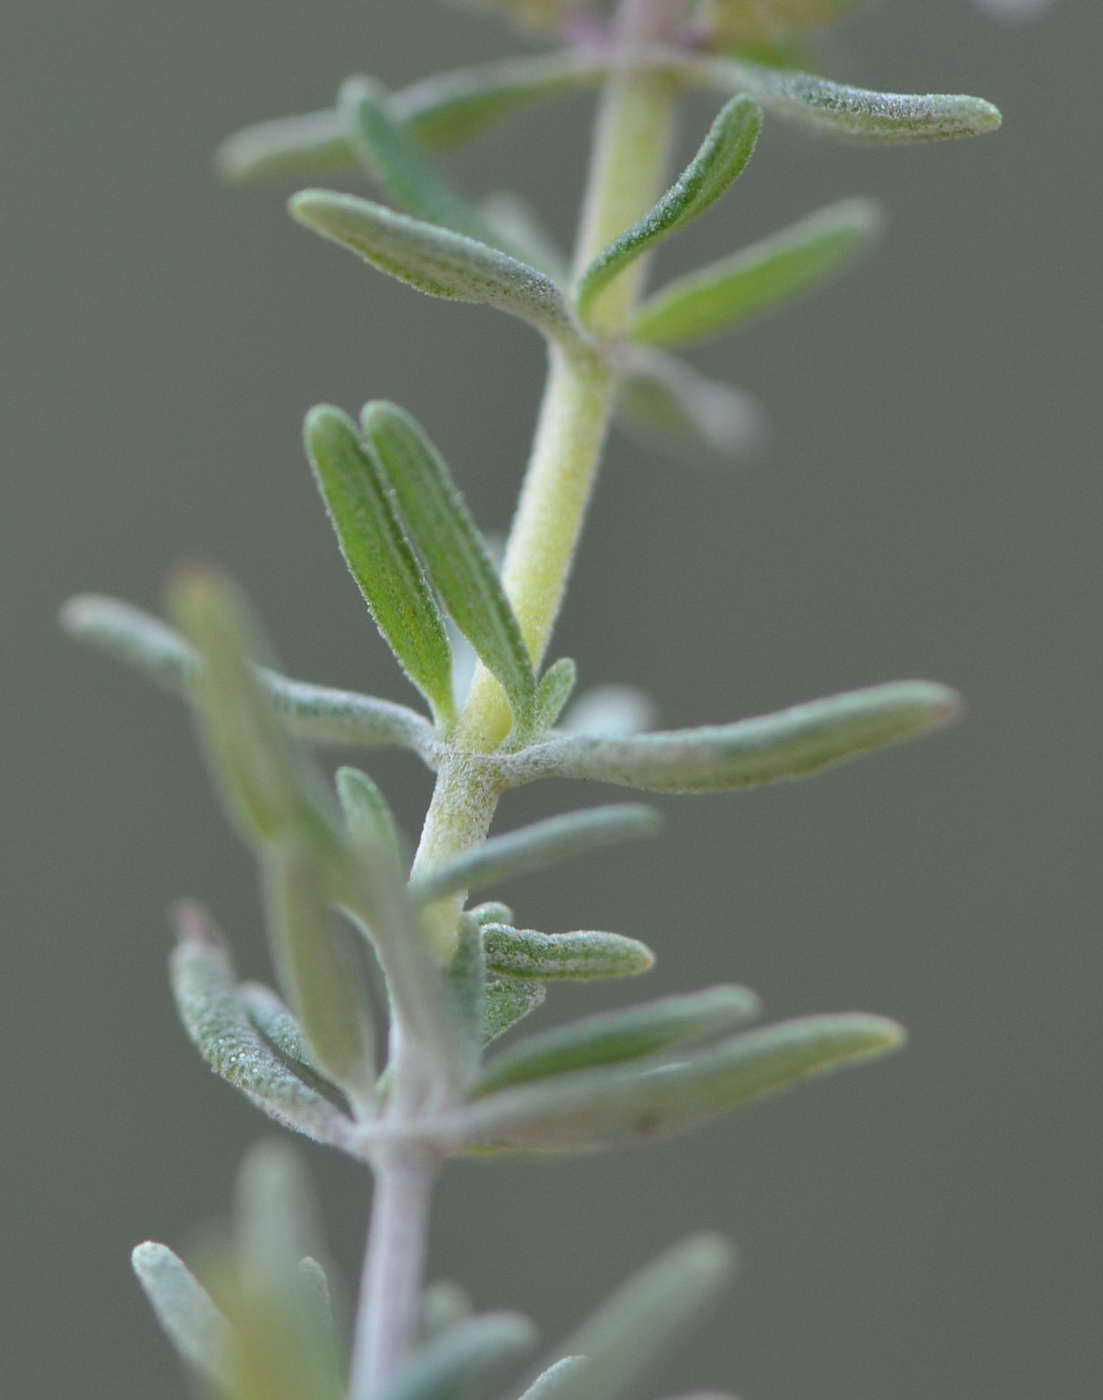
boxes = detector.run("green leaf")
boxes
[131,1242,231,1392]
[336,766,404,859]
[261,841,377,1112]
[213,53,606,185]
[694,56,1002,141]
[447,1013,904,1154]
[528,657,578,737]
[576,96,762,324]
[484,978,546,1046]
[235,1141,321,1292]
[389,52,606,150]
[504,681,961,794]
[239,981,324,1083]
[289,192,577,342]
[339,79,504,248]
[482,924,655,981]
[445,914,487,1079]
[632,197,883,348]
[336,834,467,1100]
[517,1236,733,1400]
[475,985,762,1095]
[62,594,438,758]
[470,900,515,927]
[304,406,456,728]
[616,352,766,459]
[411,804,662,903]
[518,1358,589,1399]
[168,569,338,849]
[380,1314,537,1400]
[169,903,354,1149]
[361,402,536,728]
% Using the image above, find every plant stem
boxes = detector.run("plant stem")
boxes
[359,13,685,1383]
[350,1146,438,1399]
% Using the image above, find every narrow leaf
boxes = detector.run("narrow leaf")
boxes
[518,1236,733,1400]
[261,842,377,1111]
[504,681,961,794]
[389,52,606,150]
[235,1141,320,1290]
[528,658,578,737]
[132,1242,231,1391]
[289,192,577,341]
[169,904,353,1148]
[240,981,323,1082]
[484,979,546,1046]
[168,569,337,849]
[62,592,437,757]
[445,914,487,1079]
[518,1357,589,1399]
[576,97,762,323]
[337,766,403,858]
[616,352,766,458]
[339,79,504,248]
[482,924,655,981]
[380,1313,537,1400]
[632,197,883,348]
[361,401,536,726]
[304,405,456,727]
[694,56,1002,142]
[214,53,606,185]
[412,804,662,903]
[476,985,761,1095]
[446,1013,904,1154]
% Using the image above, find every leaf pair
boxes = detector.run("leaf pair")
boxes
[134,1144,344,1400]
[305,402,538,735]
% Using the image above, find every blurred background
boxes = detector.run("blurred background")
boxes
[4,1,1098,1395]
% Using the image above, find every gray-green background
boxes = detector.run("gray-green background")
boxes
[4,1,1098,1395]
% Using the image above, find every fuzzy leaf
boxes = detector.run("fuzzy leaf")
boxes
[304,405,456,727]
[632,197,883,348]
[576,96,762,323]
[445,914,488,1079]
[470,901,515,927]
[380,1313,537,1400]
[484,979,547,1046]
[132,1242,231,1391]
[476,985,762,1095]
[261,842,377,1111]
[695,56,1002,141]
[504,681,961,794]
[518,1357,590,1399]
[62,593,437,758]
[361,402,536,726]
[339,79,503,248]
[446,1013,904,1153]
[617,352,766,459]
[289,192,577,341]
[240,981,323,1082]
[518,1236,733,1400]
[337,766,404,859]
[529,657,578,737]
[412,804,662,903]
[168,570,338,849]
[214,53,605,184]
[389,52,606,149]
[169,904,354,1149]
[482,924,655,981]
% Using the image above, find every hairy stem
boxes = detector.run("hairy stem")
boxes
[351,1147,439,1398]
